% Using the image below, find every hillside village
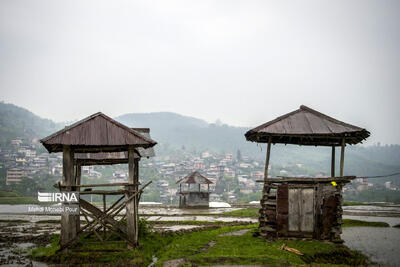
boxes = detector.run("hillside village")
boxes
[1,136,398,204]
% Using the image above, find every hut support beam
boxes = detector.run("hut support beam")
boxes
[331,146,335,177]
[126,147,137,249]
[134,157,139,244]
[340,138,345,177]
[75,163,81,232]
[264,137,272,181]
[61,146,77,249]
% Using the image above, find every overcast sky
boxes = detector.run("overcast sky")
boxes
[1,0,399,144]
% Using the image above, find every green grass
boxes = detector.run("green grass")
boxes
[0,190,38,204]
[342,219,390,227]
[0,190,20,197]
[188,228,367,266]
[222,208,259,217]
[393,224,400,228]
[30,224,368,266]
[0,196,38,204]
[150,220,250,226]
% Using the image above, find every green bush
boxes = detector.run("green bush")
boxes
[139,218,152,238]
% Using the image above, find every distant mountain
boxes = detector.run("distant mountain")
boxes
[0,102,64,145]
[115,112,250,155]
[1,102,399,186]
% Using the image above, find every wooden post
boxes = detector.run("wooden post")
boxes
[60,146,77,248]
[125,147,136,249]
[199,184,201,192]
[264,137,272,181]
[340,138,345,177]
[103,194,106,236]
[75,163,81,232]
[331,146,335,177]
[134,157,139,245]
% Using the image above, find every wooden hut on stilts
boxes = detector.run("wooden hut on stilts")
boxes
[40,113,157,251]
[177,171,213,208]
[245,106,370,241]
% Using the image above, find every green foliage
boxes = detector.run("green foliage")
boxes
[30,224,368,266]
[30,234,60,258]
[342,219,390,227]
[0,190,20,197]
[0,101,64,145]
[150,220,243,226]
[0,189,38,204]
[138,218,152,238]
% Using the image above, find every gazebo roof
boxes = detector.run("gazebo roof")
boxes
[74,128,155,165]
[176,171,213,185]
[245,105,370,146]
[41,112,157,153]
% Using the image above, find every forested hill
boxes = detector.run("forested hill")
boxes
[1,101,400,185]
[0,102,63,145]
[115,112,249,155]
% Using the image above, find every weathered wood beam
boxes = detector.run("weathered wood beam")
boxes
[55,182,139,188]
[126,147,136,248]
[264,137,272,182]
[79,190,127,195]
[340,138,345,177]
[256,176,355,183]
[134,158,140,245]
[331,146,335,177]
[75,163,81,232]
[80,198,127,234]
[60,145,77,249]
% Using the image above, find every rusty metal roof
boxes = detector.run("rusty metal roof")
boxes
[176,171,214,184]
[245,105,370,146]
[41,112,157,153]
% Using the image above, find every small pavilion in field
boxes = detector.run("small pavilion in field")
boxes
[177,171,213,208]
[245,105,370,241]
[41,112,157,251]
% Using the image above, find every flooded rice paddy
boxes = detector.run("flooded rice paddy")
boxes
[0,204,399,266]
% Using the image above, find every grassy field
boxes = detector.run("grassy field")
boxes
[0,190,38,204]
[30,223,368,266]
[342,219,390,227]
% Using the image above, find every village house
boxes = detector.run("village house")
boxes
[6,167,27,185]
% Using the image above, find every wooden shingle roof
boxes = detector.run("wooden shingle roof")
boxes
[176,171,213,184]
[74,128,155,165]
[40,112,157,153]
[245,105,370,146]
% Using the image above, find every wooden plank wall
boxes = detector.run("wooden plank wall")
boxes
[276,184,288,236]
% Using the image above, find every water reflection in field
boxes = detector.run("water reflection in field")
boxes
[342,215,400,266]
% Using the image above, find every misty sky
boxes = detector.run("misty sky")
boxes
[1,0,399,144]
